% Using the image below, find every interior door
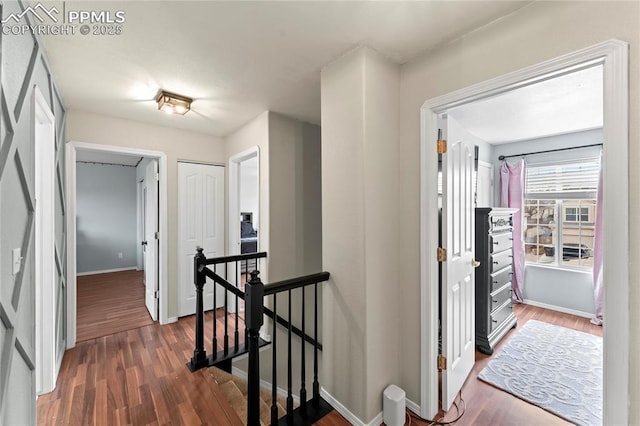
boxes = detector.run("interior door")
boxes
[441,114,476,410]
[143,160,159,321]
[178,162,225,317]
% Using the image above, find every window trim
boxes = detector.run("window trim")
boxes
[524,198,596,271]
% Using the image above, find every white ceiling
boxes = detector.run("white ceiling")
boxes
[448,65,603,144]
[37,1,532,137]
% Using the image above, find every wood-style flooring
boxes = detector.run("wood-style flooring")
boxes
[38,306,343,426]
[37,311,244,425]
[77,270,154,342]
[40,294,600,425]
[410,303,603,426]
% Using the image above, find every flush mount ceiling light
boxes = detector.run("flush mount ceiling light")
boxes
[156,90,192,115]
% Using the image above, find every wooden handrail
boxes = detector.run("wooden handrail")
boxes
[263,272,330,295]
[204,251,267,265]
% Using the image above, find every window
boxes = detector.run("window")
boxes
[565,206,589,222]
[524,157,600,270]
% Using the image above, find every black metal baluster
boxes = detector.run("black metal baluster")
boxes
[212,264,218,359]
[270,294,278,426]
[244,259,249,349]
[224,263,229,356]
[234,260,240,353]
[189,248,207,371]
[300,286,307,417]
[313,281,319,407]
[246,271,264,426]
[286,289,293,425]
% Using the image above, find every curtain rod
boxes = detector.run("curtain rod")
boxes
[498,143,603,161]
[77,160,136,168]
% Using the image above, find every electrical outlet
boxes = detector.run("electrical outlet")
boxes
[12,248,22,275]
[118,252,123,259]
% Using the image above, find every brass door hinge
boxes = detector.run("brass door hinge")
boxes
[437,139,447,154]
[437,247,447,262]
[438,354,447,371]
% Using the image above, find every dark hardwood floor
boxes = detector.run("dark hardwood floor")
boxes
[40,295,600,425]
[76,270,154,342]
[38,311,246,425]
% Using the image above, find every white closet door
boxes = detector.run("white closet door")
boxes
[178,162,225,317]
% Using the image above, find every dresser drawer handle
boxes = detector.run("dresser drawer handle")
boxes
[492,299,498,303]
[493,261,499,265]
[492,319,498,323]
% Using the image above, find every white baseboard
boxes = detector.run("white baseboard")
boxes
[319,388,420,426]
[522,299,593,319]
[368,412,383,426]
[320,387,366,425]
[320,387,386,426]
[77,267,137,276]
[166,317,178,324]
[406,398,421,416]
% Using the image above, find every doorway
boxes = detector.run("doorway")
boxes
[420,40,629,424]
[65,142,168,348]
[229,147,260,261]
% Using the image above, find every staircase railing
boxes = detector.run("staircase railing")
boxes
[261,271,332,426]
[189,248,332,426]
[187,248,268,372]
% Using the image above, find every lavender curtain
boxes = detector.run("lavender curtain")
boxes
[591,157,604,325]
[499,160,526,303]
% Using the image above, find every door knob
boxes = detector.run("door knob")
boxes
[471,259,481,268]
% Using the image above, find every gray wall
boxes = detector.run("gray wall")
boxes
[321,47,401,422]
[0,1,67,423]
[76,163,137,274]
[492,129,602,315]
[232,112,324,406]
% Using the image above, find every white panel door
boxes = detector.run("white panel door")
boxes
[144,160,159,321]
[178,162,225,317]
[441,115,476,410]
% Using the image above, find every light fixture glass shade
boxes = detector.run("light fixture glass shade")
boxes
[156,91,192,115]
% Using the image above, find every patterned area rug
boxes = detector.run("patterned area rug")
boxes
[478,320,602,426]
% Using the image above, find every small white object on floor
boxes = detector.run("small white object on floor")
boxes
[383,384,406,426]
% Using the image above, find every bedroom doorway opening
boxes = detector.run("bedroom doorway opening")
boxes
[420,40,628,424]
[66,142,169,348]
[229,147,260,271]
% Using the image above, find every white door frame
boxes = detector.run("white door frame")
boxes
[65,141,169,348]
[137,177,145,271]
[476,160,494,208]
[33,86,57,394]
[229,147,260,256]
[420,39,628,424]
[144,160,160,321]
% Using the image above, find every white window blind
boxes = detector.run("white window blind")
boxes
[526,157,601,199]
